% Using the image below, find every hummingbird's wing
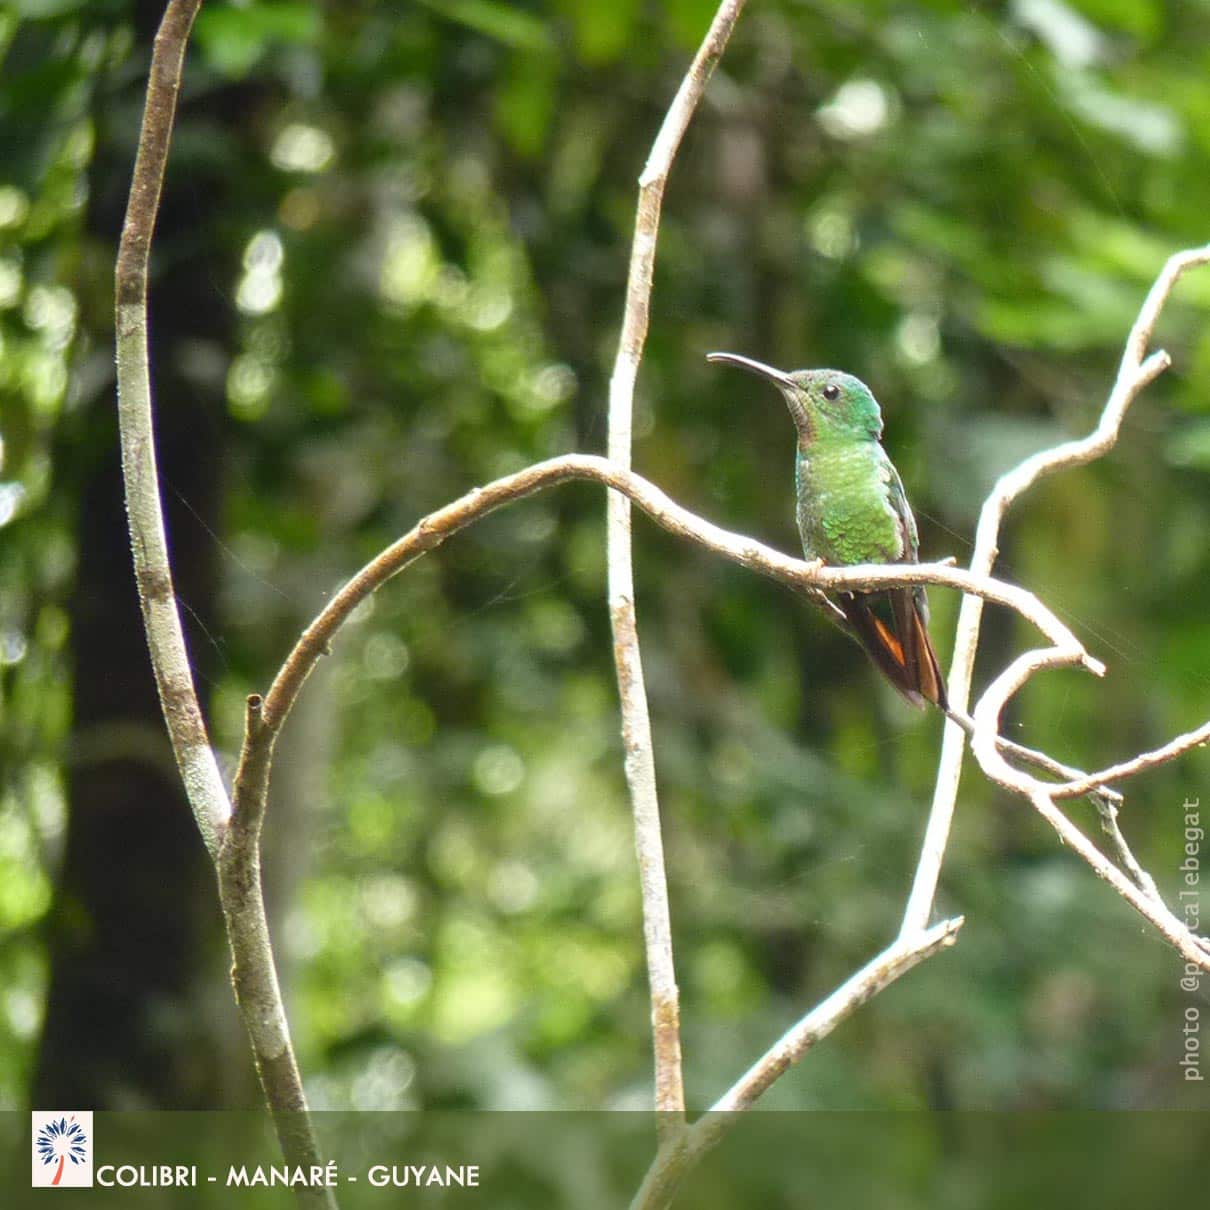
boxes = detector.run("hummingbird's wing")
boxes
[880,453,920,564]
[838,453,947,709]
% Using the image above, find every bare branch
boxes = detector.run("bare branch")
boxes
[970,652,1210,970]
[606,0,747,1133]
[114,0,229,858]
[1027,785,1210,966]
[707,916,964,1115]
[940,710,1158,908]
[116,5,332,1200]
[945,707,1120,802]
[1055,717,1210,801]
[902,243,1210,939]
[252,453,1092,752]
[1089,793,1162,903]
[629,917,963,1210]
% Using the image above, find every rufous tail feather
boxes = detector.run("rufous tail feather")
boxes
[839,590,947,710]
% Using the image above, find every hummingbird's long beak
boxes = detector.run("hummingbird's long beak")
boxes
[706,351,794,387]
[707,351,812,438]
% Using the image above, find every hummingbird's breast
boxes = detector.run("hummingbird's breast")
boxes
[795,440,903,566]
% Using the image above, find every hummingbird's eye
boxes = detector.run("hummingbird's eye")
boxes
[822,383,840,402]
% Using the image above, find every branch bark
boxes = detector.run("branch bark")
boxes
[605,0,747,1136]
[115,4,333,1203]
[114,0,228,858]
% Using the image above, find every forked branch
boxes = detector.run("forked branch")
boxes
[115,4,332,1204]
[903,243,1210,941]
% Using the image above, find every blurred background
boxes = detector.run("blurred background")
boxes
[2,0,1209,1115]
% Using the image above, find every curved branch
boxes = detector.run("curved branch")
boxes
[969,652,1210,970]
[945,247,1210,974]
[901,243,1210,939]
[242,453,1092,776]
[114,0,229,857]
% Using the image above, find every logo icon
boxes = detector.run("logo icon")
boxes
[32,1112,93,1188]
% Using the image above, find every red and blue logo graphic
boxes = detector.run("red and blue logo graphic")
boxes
[32,1111,94,1188]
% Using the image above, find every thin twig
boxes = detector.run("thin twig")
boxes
[901,244,1210,939]
[942,711,1157,900]
[628,917,963,1210]
[707,916,964,1115]
[115,5,333,1202]
[946,705,1125,819]
[606,0,747,1136]
[1089,793,1162,902]
[1054,717,1210,800]
[970,650,1210,971]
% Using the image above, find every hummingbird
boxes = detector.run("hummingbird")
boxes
[707,352,947,710]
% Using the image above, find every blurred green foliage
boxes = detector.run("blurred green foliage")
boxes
[2,0,1210,1114]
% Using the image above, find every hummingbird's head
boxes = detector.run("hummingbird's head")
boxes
[707,352,883,444]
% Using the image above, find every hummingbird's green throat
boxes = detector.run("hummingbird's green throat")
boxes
[708,351,947,709]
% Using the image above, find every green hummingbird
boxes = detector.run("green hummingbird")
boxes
[708,352,947,710]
